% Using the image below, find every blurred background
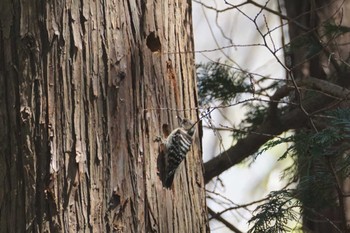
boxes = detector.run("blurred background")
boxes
[192,1,295,231]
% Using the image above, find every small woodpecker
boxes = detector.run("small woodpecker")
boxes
[162,116,196,187]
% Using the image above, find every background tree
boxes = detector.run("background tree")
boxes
[194,0,350,232]
[0,0,208,232]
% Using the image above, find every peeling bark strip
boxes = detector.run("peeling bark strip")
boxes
[0,0,208,232]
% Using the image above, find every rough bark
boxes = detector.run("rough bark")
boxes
[0,0,208,232]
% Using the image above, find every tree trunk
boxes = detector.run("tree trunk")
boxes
[0,0,208,232]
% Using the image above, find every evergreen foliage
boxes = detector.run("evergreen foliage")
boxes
[197,59,350,232]
[248,190,301,233]
[197,62,252,105]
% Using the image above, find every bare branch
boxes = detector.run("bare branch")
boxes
[208,207,244,233]
[297,77,350,99]
[209,196,269,220]
[203,81,350,183]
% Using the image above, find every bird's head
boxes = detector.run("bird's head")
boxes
[177,116,196,136]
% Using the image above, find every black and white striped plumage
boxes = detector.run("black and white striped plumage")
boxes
[164,117,196,187]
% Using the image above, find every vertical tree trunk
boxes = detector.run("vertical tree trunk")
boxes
[0,0,208,232]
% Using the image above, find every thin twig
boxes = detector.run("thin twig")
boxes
[208,207,244,233]
[209,196,269,220]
